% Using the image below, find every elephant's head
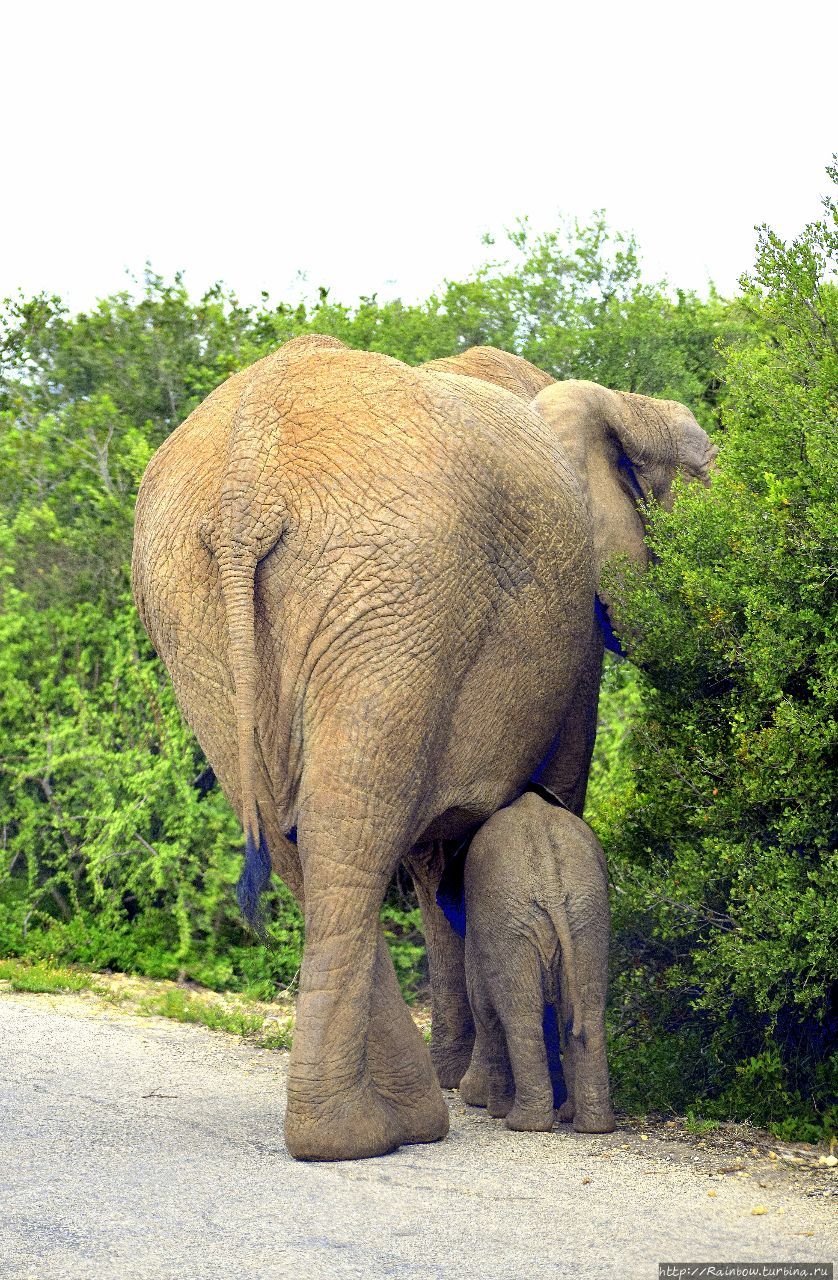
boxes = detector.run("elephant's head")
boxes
[530,380,717,596]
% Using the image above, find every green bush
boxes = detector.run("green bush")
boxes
[591,164,838,1139]
[0,591,305,994]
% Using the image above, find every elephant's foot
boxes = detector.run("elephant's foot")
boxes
[459,1061,490,1108]
[431,1041,474,1090]
[487,1086,514,1119]
[389,1085,449,1146]
[371,1051,449,1146]
[556,1099,575,1124]
[572,1105,615,1134]
[284,1077,405,1162]
[505,1101,555,1133]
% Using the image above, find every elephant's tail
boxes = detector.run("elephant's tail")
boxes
[215,544,273,937]
[210,335,348,936]
[211,374,290,938]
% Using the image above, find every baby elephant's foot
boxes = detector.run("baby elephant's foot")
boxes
[487,1087,514,1119]
[505,1101,555,1132]
[573,1106,615,1134]
[556,1099,575,1124]
[459,1063,489,1108]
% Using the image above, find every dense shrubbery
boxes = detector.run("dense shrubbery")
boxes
[589,170,838,1136]
[1,192,834,1135]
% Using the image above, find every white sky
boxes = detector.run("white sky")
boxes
[2,0,836,314]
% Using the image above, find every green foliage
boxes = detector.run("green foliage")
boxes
[135,987,264,1037]
[683,1111,720,1136]
[1,194,832,1136]
[381,882,426,1003]
[0,588,305,993]
[592,164,838,1139]
[0,957,100,994]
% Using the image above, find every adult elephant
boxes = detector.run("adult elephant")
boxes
[132,335,715,1160]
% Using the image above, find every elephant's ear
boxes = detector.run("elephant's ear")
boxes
[530,380,717,589]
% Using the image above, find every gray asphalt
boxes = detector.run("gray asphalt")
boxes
[0,993,834,1280]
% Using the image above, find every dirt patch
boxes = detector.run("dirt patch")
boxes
[577,1114,837,1203]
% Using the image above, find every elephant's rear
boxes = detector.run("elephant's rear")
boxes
[263,350,595,844]
[133,371,240,655]
[132,335,596,885]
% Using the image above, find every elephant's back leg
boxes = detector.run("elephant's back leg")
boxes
[284,661,465,1159]
[404,844,474,1088]
[285,796,448,1159]
[461,934,513,1113]
[561,849,615,1134]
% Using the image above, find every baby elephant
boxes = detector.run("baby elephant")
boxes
[460,791,615,1134]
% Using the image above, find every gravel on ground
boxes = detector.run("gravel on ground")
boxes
[1,989,835,1280]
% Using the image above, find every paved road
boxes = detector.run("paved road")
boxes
[0,993,834,1280]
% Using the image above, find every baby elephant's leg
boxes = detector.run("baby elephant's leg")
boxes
[462,952,514,1115]
[458,1020,493,1108]
[480,1015,516,1120]
[565,1012,614,1133]
[562,902,615,1134]
[555,967,577,1124]
[491,949,554,1132]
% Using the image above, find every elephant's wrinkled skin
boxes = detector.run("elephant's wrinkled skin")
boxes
[132,337,715,1160]
[423,346,555,401]
[401,347,561,1086]
[459,793,615,1134]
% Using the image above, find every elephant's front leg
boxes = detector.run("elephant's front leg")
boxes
[405,844,475,1088]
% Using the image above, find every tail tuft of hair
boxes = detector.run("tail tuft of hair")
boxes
[236,828,273,940]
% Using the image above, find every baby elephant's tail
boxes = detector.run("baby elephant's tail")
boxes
[545,894,582,1039]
